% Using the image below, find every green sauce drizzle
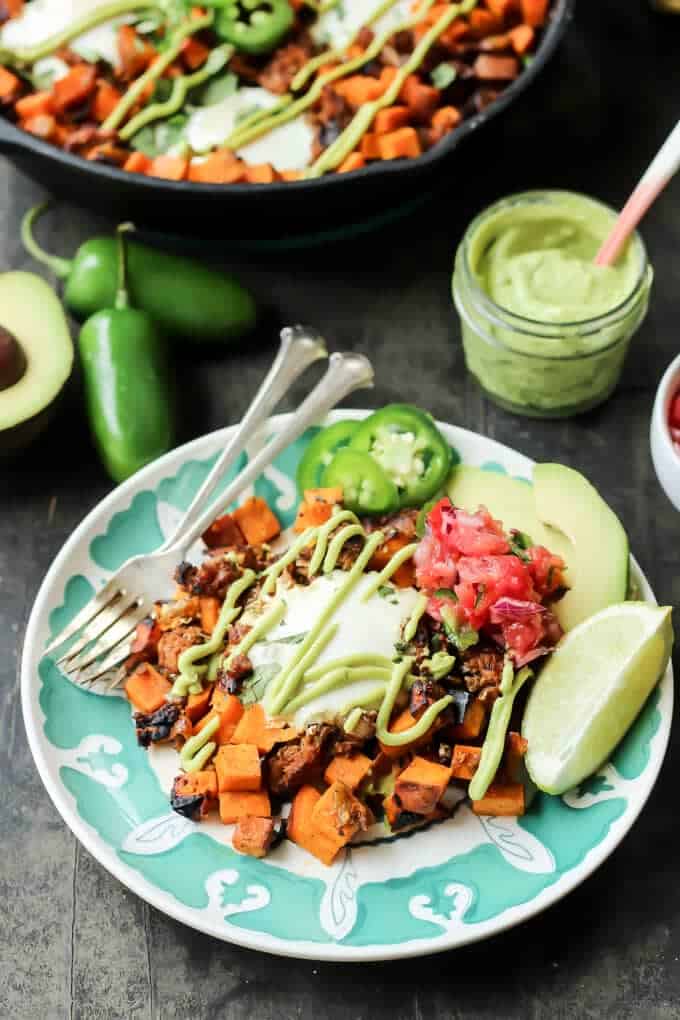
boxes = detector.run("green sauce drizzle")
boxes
[264,531,385,715]
[225,0,440,153]
[291,0,402,92]
[0,0,152,67]
[120,43,234,141]
[403,593,428,643]
[304,652,393,681]
[308,0,478,177]
[361,542,417,601]
[343,706,364,733]
[261,526,317,595]
[222,598,286,668]
[323,523,365,573]
[101,12,214,133]
[170,568,256,698]
[308,507,359,576]
[180,713,220,773]
[376,656,453,747]
[468,661,532,802]
[286,665,399,714]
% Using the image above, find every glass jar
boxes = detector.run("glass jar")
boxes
[452,191,653,419]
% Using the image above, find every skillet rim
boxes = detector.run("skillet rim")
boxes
[0,0,574,198]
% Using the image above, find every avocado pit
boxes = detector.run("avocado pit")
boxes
[0,325,27,391]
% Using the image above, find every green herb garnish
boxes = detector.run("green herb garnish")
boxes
[239,663,281,706]
[430,63,457,89]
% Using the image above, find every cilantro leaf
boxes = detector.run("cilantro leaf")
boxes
[430,63,457,89]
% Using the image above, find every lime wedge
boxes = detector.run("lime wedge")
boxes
[522,602,673,795]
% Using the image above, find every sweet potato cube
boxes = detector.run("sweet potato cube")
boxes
[199,596,220,634]
[230,703,296,752]
[211,688,245,720]
[219,789,271,824]
[149,154,188,181]
[377,126,422,160]
[125,663,171,714]
[186,684,214,723]
[233,496,281,545]
[379,707,444,759]
[244,163,277,183]
[452,698,487,741]
[324,753,372,791]
[293,499,334,533]
[288,786,339,865]
[0,66,21,102]
[521,0,549,27]
[232,815,275,858]
[312,782,369,851]
[394,756,451,814]
[450,744,482,780]
[303,487,343,506]
[472,781,525,817]
[215,743,262,793]
[188,151,245,184]
[337,151,365,173]
[174,770,218,800]
[473,54,519,81]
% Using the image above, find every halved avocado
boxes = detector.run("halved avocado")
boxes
[533,463,629,631]
[0,272,74,455]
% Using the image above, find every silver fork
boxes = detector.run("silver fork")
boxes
[45,329,374,691]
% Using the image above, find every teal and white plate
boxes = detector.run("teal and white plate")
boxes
[21,413,672,961]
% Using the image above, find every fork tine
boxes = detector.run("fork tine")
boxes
[63,599,145,675]
[73,626,141,687]
[45,581,123,658]
[55,592,128,667]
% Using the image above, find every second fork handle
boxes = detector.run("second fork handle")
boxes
[163,325,327,550]
[168,351,375,554]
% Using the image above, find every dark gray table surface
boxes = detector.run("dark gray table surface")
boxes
[4,2,680,1017]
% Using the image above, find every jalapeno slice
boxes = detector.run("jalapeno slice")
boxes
[322,448,400,516]
[349,404,452,508]
[296,419,360,493]
[215,0,294,55]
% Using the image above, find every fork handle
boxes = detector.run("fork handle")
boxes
[162,325,327,549]
[168,351,374,553]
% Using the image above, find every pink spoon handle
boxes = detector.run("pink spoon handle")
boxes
[596,119,680,267]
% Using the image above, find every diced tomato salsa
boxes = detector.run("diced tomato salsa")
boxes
[415,498,567,666]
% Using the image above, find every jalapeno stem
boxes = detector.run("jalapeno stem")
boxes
[21,203,73,280]
[115,223,135,311]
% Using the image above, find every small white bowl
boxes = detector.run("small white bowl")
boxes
[651,351,680,511]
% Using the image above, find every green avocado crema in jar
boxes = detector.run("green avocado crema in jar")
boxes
[452,191,653,418]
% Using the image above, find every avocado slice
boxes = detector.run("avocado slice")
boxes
[533,463,629,632]
[0,272,74,455]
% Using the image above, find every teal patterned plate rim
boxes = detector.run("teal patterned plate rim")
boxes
[20,412,673,962]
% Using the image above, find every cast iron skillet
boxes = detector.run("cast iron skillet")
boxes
[0,0,574,240]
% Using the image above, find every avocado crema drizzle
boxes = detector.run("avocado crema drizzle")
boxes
[169,505,455,763]
[226,0,480,176]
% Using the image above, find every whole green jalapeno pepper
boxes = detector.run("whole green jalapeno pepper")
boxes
[22,204,257,346]
[79,223,174,483]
